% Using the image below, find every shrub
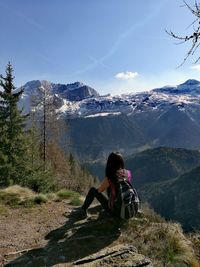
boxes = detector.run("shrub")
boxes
[22,170,56,193]
[34,194,47,204]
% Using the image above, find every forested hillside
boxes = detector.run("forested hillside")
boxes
[0,63,97,196]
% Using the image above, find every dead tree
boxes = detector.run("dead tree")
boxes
[30,81,54,169]
[30,81,68,171]
[166,1,200,65]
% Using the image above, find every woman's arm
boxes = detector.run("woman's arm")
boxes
[98,177,109,193]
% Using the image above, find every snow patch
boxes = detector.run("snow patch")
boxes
[84,112,121,118]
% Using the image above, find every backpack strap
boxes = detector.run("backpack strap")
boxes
[108,179,116,210]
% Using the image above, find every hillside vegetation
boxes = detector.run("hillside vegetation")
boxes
[143,166,200,231]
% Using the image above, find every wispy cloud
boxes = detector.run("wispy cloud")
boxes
[115,71,139,80]
[88,55,109,69]
[71,0,168,76]
[190,65,200,71]
[71,55,108,77]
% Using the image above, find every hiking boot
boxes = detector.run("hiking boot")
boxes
[71,208,88,219]
[98,209,111,219]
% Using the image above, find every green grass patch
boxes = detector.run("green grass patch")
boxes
[56,189,76,200]
[33,194,47,204]
[70,196,82,206]
[56,189,82,206]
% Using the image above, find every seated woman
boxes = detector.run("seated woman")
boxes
[76,152,132,219]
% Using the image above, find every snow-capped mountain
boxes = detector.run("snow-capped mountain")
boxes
[19,80,99,115]
[18,79,200,160]
[19,78,200,118]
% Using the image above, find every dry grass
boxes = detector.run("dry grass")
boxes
[120,205,200,267]
[0,186,82,208]
[46,193,59,201]
[0,204,8,215]
[3,185,35,200]
[188,233,200,263]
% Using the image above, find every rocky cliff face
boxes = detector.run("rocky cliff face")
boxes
[52,81,99,101]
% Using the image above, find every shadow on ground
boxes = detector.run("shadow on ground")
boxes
[6,206,121,267]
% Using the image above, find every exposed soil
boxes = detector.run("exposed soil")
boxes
[0,202,73,265]
[0,202,121,266]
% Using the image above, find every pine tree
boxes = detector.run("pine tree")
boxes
[0,62,27,186]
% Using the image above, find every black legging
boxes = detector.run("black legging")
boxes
[81,187,111,214]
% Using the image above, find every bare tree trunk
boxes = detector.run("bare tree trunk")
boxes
[43,91,46,170]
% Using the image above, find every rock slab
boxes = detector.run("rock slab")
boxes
[73,244,153,267]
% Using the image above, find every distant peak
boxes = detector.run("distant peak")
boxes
[67,81,84,88]
[24,80,51,88]
[24,80,42,87]
[180,79,200,86]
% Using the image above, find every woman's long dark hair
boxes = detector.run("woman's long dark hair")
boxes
[105,152,124,184]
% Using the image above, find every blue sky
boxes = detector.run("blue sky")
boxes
[0,0,200,95]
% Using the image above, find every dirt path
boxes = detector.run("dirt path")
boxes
[0,202,121,266]
[0,202,72,262]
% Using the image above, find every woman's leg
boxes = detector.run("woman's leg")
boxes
[81,187,110,213]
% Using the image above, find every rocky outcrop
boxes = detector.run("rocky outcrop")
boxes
[73,244,153,267]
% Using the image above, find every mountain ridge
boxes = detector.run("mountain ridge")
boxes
[19,78,200,118]
[18,78,200,160]
[84,146,200,184]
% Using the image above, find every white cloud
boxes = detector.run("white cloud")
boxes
[115,71,139,80]
[190,65,200,71]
